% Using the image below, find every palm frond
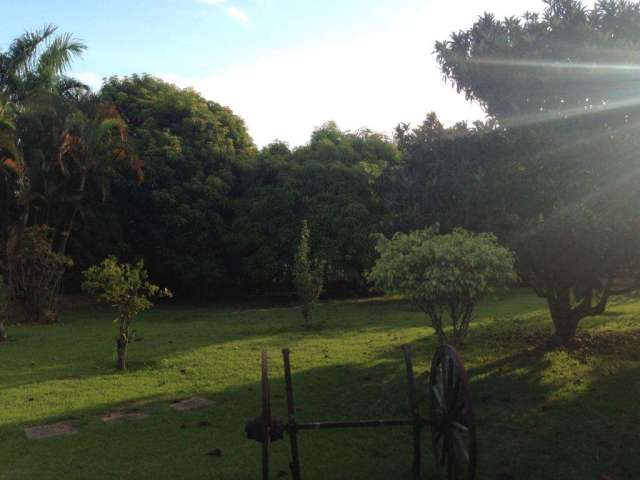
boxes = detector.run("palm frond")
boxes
[3,25,58,77]
[36,32,86,81]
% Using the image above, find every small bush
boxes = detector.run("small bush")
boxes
[368,227,517,343]
[82,257,171,370]
[292,221,325,329]
[8,226,72,324]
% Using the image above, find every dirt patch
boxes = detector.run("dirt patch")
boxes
[24,422,78,439]
[101,410,149,423]
[169,397,214,411]
[563,330,640,362]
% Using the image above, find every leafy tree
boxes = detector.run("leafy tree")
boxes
[435,0,640,343]
[230,142,301,289]
[6,91,138,322]
[9,226,72,324]
[232,125,398,292]
[0,27,138,323]
[368,227,516,343]
[99,75,255,297]
[292,221,325,329]
[82,257,171,370]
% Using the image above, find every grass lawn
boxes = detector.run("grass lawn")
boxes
[1,290,639,479]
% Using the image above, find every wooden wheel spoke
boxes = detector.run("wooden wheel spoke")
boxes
[445,357,455,404]
[451,429,470,464]
[432,382,446,410]
[429,345,477,480]
[451,420,469,434]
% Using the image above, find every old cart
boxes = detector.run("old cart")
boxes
[244,344,477,479]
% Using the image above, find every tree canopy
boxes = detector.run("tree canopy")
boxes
[435,0,640,343]
[368,227,516,342]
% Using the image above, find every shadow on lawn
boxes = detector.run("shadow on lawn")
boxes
[1,353,447,480]
[2,334,639,480]
[0,297,455,390]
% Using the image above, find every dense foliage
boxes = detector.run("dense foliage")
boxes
[232,124,397,292]
[368,227,516,342]
[435,0,640,342]
[93,75,255,296]
[4,2,640,346]
[9,225,72,324]
[82,256,170,370]
[0,26,139,322]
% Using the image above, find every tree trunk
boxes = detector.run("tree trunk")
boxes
[0,321,6,342]
[550,313,580,345]
[546,283,612,345]
[116,335,128,371]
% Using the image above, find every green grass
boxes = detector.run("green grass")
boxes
[1,290,639,479]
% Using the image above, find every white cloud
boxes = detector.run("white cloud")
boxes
[159,0,541,147]
[224,5,249,24]
[74,72,104,91]
[195,0,249,24]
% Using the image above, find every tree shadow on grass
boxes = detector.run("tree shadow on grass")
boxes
[2,331,639,480]
[0,354,449,480]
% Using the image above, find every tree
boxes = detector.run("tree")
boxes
[99,75,255,297]
[9,226,72,324]
[231,124,398,293]
[368,227,516,343]
[5,89,139,322]
[1,25,86,253]
[82,257,171,370]
[435,0,640,343]
[1,27,139,323]
[292,221,325,329]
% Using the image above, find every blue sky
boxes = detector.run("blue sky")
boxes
[2,0,543,146]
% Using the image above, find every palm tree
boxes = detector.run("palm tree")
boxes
[0,25,85,102]
[1,25,85,223]
[1,26,141,323]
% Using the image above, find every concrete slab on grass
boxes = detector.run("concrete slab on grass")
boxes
[24,422,78,440]
[169,396,213,411]
[101,410,149,423]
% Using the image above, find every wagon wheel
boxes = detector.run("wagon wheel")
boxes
[428,344,477,480]
[261,350,272,480]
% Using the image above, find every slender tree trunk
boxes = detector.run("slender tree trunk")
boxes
[116,335,128,370]
[116,321,130,370]
[425,304,446,344]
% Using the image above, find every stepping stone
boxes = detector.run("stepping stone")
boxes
[24,422,77,440]
[169,396,213,411]
[101,410,149,423]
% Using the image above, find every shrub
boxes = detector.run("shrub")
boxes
[292,221,325,329]
[82,257,171,370]
[8,226,73,324]
[368,227,517,343]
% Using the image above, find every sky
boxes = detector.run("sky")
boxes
[2,0,543,146]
